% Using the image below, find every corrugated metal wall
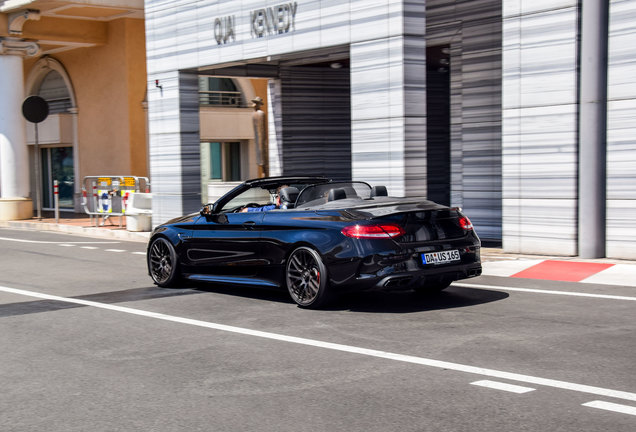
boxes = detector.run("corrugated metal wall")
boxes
[428,0,503,243]
[280,66,352,181]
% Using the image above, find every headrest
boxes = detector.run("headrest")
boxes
[279,186,299,208]
[370,185,388,197]
[327,188,347,201]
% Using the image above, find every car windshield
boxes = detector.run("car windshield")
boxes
[222,187,272,211]
[218,180,331,212]
[296,182,372,207]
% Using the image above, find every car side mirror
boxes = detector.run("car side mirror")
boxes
[200,204,214,216]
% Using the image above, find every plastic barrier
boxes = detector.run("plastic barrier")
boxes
[125,193,152,232]
[81,176,150,229]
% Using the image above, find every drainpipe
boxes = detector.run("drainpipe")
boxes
[578,0,610,258]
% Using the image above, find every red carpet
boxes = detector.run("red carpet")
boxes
[511,260,614,282]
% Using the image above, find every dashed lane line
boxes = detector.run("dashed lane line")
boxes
[582,401,636,416]
[0,236,118,244]
[104,249,126,253]
[471,380,536,394]
[1,284,635,405]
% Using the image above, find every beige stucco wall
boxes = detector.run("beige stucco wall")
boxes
[20,17,148,183]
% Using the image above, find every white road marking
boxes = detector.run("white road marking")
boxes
[58,244,76,247]
[453,282,636,302]
[132,252,145,255]
[1,284,636,403]
[471,380,535,394]
[582,401,636,416]
[104,249,126,253]
[80,246,98,250]
[0,236,118,245]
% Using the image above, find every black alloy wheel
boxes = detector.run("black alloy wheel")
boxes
[148,237,180,287]
[286,246,330,308]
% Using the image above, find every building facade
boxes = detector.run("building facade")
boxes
[2,1,634,260]
[144,0,635,259]
[0,0,148,217]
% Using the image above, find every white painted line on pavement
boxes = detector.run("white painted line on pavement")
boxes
[59,244,75,247]
[1,284,636,403]
[582,401,636,416]
[80,246,98,250]
[453,282,636,302]
[471,380,535,394]
[104,249,126,253]
[0,236,118,244]
[132,252,145,255]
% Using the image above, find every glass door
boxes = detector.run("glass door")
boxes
[41,147,74,210]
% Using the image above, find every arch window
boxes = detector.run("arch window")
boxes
[36,70,73,113]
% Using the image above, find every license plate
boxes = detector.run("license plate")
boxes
[422,250,460,265]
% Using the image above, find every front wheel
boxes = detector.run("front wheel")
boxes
[148,237,180,287]
[286,246,330,308]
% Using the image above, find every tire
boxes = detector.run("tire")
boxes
[148,237,180,287]
[413,278,452,295]
[286,246,330,308]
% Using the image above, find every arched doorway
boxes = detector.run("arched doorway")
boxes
[25,57,78,211]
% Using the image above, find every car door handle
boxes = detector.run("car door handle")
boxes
[243,221,256,229]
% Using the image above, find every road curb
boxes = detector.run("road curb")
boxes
[0,220,150,243]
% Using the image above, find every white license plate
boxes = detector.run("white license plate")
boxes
[422,250,461,265]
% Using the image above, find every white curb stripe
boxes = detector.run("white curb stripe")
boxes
[453,282,636,301]
[1,285,636,403]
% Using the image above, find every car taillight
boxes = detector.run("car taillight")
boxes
[341,224,405,239]
[458,216,473,231]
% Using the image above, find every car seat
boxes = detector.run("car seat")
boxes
[279,187,300,209]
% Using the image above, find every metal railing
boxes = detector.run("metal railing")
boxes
[198,91,244,107]
[81,176,150,227]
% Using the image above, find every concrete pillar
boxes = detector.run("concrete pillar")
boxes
[578,0,610,258]
[0,38,39,220]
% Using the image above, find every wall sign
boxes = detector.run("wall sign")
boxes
[214,16,235,45]
[214,2,298,45]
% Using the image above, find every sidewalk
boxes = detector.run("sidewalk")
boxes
[0,212,150,243]
[1,214,636,287]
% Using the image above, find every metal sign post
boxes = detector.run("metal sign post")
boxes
[21,96,49,220]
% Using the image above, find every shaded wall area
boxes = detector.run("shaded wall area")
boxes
[280,65,352,181]
[427,0,503,243]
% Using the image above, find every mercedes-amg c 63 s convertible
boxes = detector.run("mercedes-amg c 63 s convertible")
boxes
[147,176,482,308]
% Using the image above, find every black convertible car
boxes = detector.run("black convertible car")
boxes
[147,176,481,308]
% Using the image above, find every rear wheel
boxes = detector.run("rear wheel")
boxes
[286,246,330,308]
[148,237,180,287]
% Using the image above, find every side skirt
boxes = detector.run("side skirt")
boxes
[183,274,281,288]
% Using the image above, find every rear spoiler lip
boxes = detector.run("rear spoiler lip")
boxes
[341,200,454,220]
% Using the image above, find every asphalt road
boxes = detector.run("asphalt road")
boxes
[1,227,634,431]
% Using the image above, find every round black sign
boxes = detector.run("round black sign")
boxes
[22,96,49,123]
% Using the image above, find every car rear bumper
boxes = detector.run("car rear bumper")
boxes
[329,244,481,292]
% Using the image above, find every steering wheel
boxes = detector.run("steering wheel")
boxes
[236,202,261,212]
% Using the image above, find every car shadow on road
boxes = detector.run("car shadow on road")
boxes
[179,282,509,314]
[326,286,510,313]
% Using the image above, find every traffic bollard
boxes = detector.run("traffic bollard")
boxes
[54,180,59,223]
